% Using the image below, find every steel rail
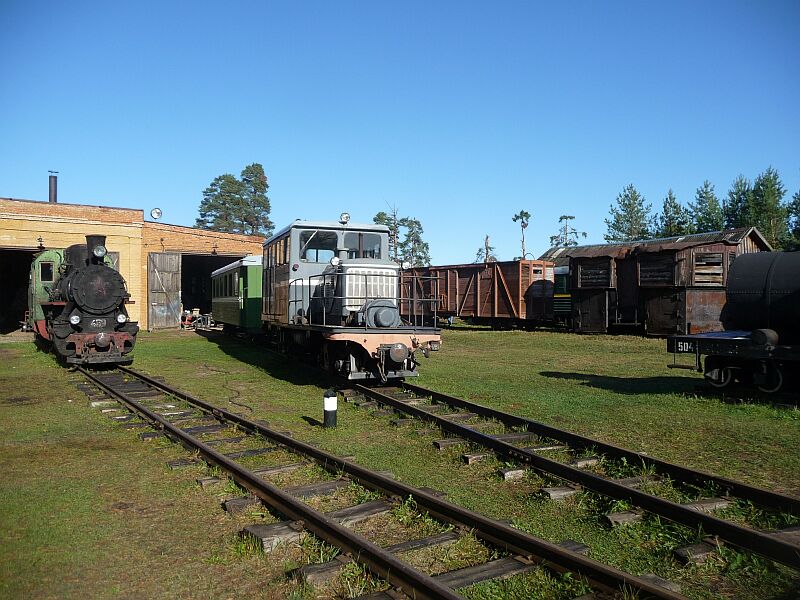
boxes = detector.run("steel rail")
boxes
[401,381,800,515]
[116,366,685,599]
[80,368,461,600]
[355,384,800,570]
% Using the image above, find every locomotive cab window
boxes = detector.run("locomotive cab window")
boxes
[39,262,54,283]
[344,232,382,259]
[299,230,337,263]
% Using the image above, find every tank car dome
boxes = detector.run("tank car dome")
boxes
[70,264,127,314]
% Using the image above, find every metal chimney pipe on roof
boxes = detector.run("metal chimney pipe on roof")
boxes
[48,171,58,203]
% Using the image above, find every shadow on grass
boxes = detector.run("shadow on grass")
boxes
[539,371,699,395]
[194,329,330,388]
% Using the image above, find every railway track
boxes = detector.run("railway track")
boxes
[347,382,800,572]
[74,366,687,600]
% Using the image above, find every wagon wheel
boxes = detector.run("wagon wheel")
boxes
[757,367,783,394]
[705,366,733,388]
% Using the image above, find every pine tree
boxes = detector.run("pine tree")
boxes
[475,235,497,262]
[653,189,692,237]
[689,180,724,233]
[239,163,273,236]
[787,190,800,250]
[195,163,274,236]
[549,215,587,247]
[398,218,430,266]
[604,184,651,242]
[373,207,401,262]
[724,175,752,229]
[749,167,787,247]
[512,210,531,258]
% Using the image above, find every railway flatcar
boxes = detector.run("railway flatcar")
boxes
[211,255,263,333]
[667,251,800,393]
[28,235,138,364]
[261,214,441,381]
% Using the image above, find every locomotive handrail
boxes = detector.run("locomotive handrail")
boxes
[290,271,439,329]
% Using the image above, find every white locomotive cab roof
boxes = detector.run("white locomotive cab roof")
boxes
[211,255,262,277]
[264,219,390,246]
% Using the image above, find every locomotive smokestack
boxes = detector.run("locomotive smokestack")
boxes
[48,171,58,203]
[86,235,107,264]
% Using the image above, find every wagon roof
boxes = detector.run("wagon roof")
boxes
[421,259,554,271]
[211,255,262,277]
[538,227,771,263]
[264,219,390,245]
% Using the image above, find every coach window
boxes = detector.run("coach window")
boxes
[40,262,54,282]
[344,232,382,259]
[233,271,239,295]
[281,237,289,264]
[299,230,337,263]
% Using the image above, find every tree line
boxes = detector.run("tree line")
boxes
[605,167,800,249]
[194,163,800,265]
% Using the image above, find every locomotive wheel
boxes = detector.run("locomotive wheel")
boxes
[757,367,783,394]
[705,366,733,388]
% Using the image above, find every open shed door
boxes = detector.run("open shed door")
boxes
[148,252,181,330]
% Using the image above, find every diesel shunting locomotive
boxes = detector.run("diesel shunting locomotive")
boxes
[28,235,139,364]
[261,214,441,381]
[241,214,441,381]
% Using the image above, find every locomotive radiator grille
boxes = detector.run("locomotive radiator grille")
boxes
[344,268,398,310]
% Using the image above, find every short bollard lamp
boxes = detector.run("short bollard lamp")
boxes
[323,390,337,428]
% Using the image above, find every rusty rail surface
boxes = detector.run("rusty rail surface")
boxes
[353,383,800,571]
[107,366,686,599]
[401,382,800,514]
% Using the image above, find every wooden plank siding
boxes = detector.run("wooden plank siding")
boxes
[402,260,555,324]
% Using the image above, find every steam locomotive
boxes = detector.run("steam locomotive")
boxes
[256,214,441,381]
[28,235,139,364]
[668,251,800,393]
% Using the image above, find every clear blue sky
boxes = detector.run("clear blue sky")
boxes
[2,1,798,263]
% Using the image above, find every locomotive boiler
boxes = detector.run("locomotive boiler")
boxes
[28,235,139,364]
[668,251,800,393]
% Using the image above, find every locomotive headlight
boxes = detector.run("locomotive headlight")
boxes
[92,245,107,258]
[69,314,81,325]
[116,313,128,324]
[388,342,409,363]
[330,256,341,267]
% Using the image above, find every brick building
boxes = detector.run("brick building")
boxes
[0,197,263,332]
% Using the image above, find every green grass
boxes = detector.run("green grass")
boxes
[1,328,799,599]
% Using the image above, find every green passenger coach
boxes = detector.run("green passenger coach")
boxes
[211,255,263,332]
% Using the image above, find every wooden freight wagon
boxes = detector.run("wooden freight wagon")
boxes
[567,248,632,333]
[541,227,772,335]
[403,260,555,327]
[636,227,772,335]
